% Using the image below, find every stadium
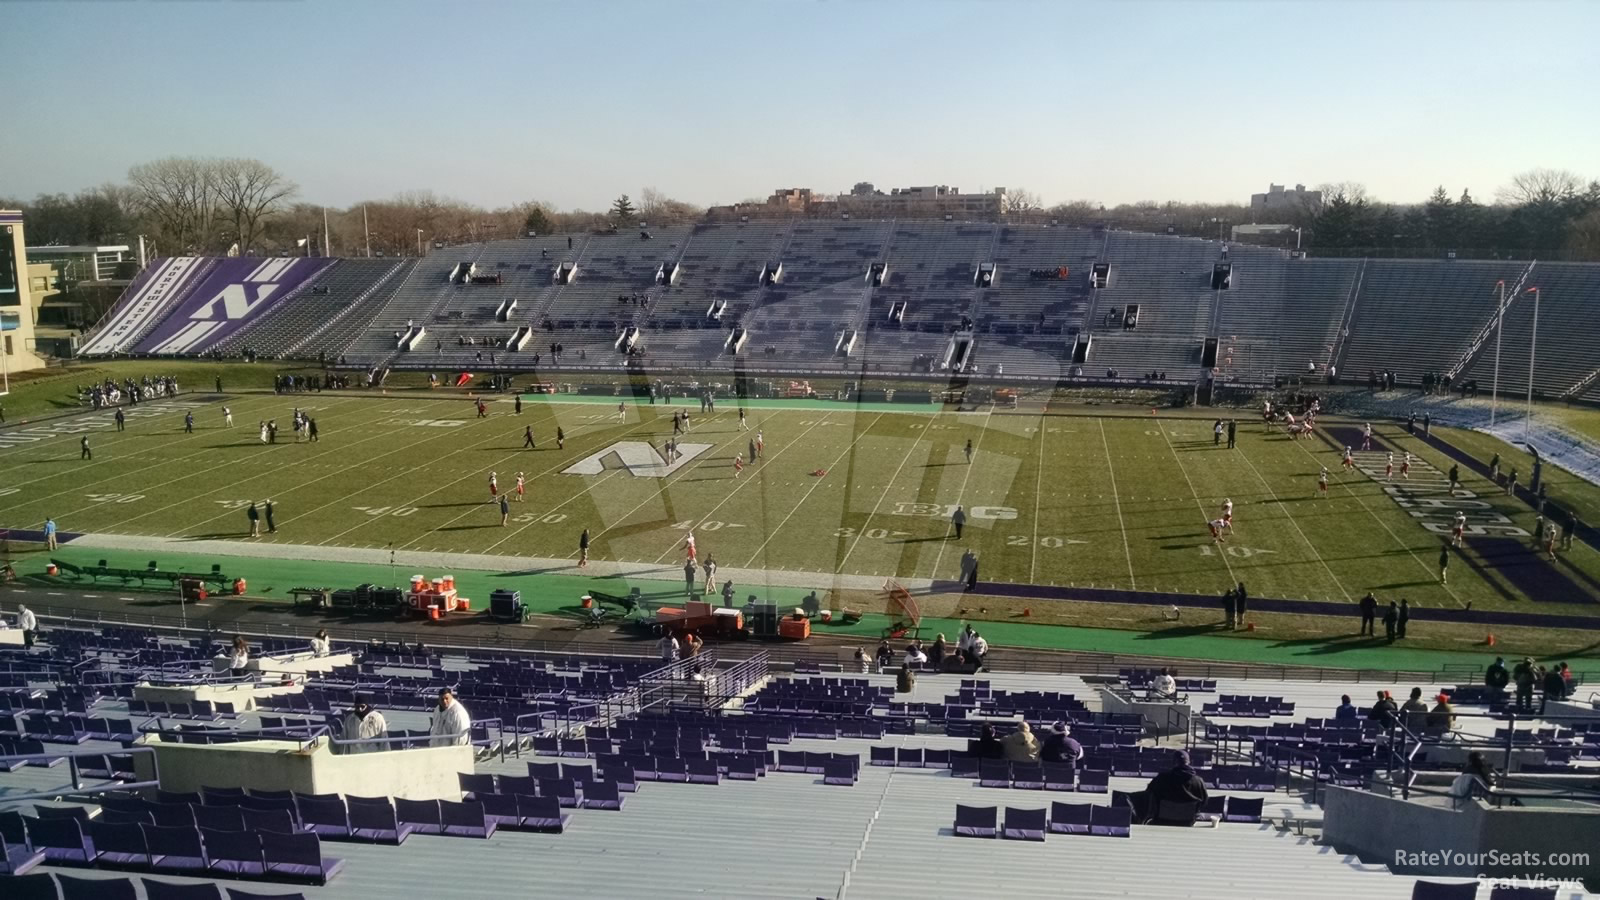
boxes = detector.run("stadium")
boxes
[4,3,1600,900]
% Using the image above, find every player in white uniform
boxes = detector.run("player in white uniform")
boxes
[1207,518,1227,543]
[1452,511,1467,547]
[684,531,697,562]
[1221,499,1234,531]
[515,472,526,502]
[223,406,233,427]
[1342,446,1355,470]
[488,471,498,498]
[1362,423,1373,451]
[1401,452,1411,479]
[1318,467,1329,498]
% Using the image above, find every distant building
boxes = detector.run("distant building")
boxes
[25,244,134,283]
[863,185,1009,218]
[765,188,814,211]
[1250,183,1322,220]
[0,211,50,375]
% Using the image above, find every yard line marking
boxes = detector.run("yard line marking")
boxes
[740,413,888,569]
[314,405,590,547]
[837,417,923,573]
[1098,418,1138,590]
[645,413,835,565]
[15,397,401,525]
[0,394,364,497]
[1288,431,1467,607]
[1029,419,1046,584]
[1155,419,1238,585]
[1231,435,1351,601]
[156,404,567,536]
[427,416,657,553]
[928,406,994,582]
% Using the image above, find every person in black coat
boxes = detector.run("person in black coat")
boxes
[1368,690,1398,727]
[1397,598,1410,639]
[974,723,1004,760]
[1234,582,1248,621]
[1484,656,1510,693]
[1358,592,1377,636]
[1142,750,1208,824]
[1382,601,1399,641]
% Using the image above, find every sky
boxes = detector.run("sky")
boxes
[2,0,1597,211]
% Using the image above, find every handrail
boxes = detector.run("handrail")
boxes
[0,744,162,805]
[1261,742,1325,805]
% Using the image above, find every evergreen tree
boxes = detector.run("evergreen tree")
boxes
[524,207,553,235]
[610,194,637,223]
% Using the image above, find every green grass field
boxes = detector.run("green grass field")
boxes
[5,382,1599,623]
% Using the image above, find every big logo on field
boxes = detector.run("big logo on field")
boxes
[562,441,713,477]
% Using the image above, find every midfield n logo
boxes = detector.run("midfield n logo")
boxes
[562,441,713,477]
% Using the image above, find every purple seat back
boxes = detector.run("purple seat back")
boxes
[139,878,225,900]
[140,823,206,871]
[499,775,538,796]
[953,804,997,837]
[1410,881,1482,900]
[201,826,263,873]
[60,873,137,900]
[1089,804,1132,836]
[394,797,442,831]
[89,820,148,863]
[240,807,295,834]
[1049,802,1092,833]
[24,815,91,860]
[261,829,338,881]
[1002,807,1047,841]
[192,805,245,832]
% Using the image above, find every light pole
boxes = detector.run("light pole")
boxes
[1524,287,1540,441]
[1490,281,1505,426]
[415,229,424,257]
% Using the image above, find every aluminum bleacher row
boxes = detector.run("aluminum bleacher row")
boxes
[89,223,1600,396]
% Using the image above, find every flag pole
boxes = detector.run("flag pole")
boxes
[364,205,371,258]
[322,207,331,258]
[1524,288,1539,441]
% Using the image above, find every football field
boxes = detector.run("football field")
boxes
[3,390,1598,618]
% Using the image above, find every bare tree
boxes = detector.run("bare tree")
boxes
[639,187,706,224]
[127,156,221,252]
[1317,182,1370,205]
[1497,168,1583,206]
[1006,188,1043,212]
[213,158,297,254]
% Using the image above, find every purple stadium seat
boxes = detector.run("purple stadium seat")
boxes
[292,794,349,840]
[1089,805,1132,837]
[7,873,60,900]
[687,757,720,784]
[2,832,47,876]
[1078,770,1109,793]
[1411,882,1481,900]
[439,800,498,838]
[1012,764,1045,790]
[1043,763,1075,791]
[1223,796,1263,823]
[141,879,225,900]
[1049,801,1092,834]
[150,804,195,829]
[776,750,806,773]
[979,760,1011,788]
[823,759,858,786]
[458,773,497,799]
[261,830,343,883]
[478,794,522,830]
[654,757,687,783]
[393,798,443,835]
[583,781,624,810]
[515,794,568,833]
[1201,795,1227,816]
[142,824,208,875]
[89,821,149,868]
[602,764,637,792]
[896,747,923,769]
[1002,807,1047,841]
[539,778,581,807]
[226,891,310,900]
[202,786,246,804]
[25,815,95,864]
[193,806,245,833]
[951,755,980,779]
[953,804,997,838]
[346,796,413,845]
[240,808,295,835]
[923,749,951,769]
[726,754,760,781]
[202,827,264,877]
[869,746,895,767]
[498,774,538,797]
[527,761,560,780]
[59,874,136,900]
[157,791,201,806]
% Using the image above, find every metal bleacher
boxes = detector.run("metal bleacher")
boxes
[1460,261,1600,399]
[1338,259,1525,385]
[1081,232,1221,375]
[218,258,412,359]
[1215,252,1359,384]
